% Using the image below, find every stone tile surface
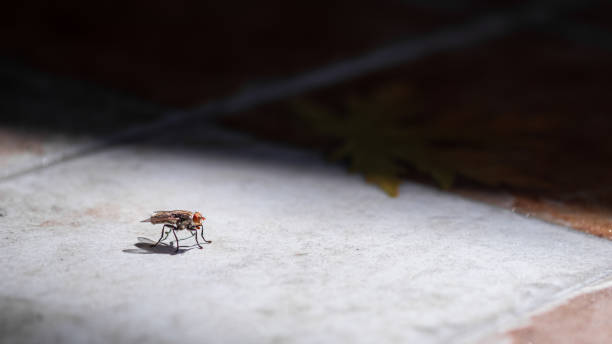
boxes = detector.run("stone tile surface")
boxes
[0,135,610,344]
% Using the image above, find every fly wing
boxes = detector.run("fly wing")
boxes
[169,210,193,221]
[141,210,194,224]
[142,211,180,224]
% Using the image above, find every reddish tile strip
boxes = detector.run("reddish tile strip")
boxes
[456,189,612,240]
[511,196,612,240]
[507,286,612,344]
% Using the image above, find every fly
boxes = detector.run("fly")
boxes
[141,210,211,253]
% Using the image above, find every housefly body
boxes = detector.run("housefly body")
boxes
[141,210,211,252]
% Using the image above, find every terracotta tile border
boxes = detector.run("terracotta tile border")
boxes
[456,189,612,240]
[506,285,612,344]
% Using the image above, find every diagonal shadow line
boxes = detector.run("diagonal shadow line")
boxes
[0,0,598,183]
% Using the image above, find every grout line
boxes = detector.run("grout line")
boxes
[0,0,595,183]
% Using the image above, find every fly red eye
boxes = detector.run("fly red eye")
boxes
[193,212,204,222]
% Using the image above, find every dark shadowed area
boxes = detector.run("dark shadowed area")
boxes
[2,0,611,237]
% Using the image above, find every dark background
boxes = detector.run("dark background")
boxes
[4,0,599,106]
[1,0,612,237]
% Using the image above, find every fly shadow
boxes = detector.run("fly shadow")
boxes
[123,237,198,255]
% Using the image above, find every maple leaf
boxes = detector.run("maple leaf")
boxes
[292,84,454,196]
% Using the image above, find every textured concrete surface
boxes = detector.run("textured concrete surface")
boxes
[1,133,611,344]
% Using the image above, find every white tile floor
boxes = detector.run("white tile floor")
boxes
[1,136,610,344]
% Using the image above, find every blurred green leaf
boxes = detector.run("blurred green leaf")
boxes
[292,84,455,197]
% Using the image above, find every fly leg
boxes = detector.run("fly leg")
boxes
[201,226,212,244]
[162,225,175,244]
[153,224,174,248]
[172,228,180,253]
[192,229,203,249]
